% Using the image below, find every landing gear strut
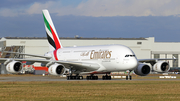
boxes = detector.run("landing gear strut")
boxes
[102,74,111,80]
[126,70,132,80]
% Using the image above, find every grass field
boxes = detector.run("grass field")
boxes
[0,79,180,101]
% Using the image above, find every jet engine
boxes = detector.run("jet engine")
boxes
[134,63,151,76]
[6,61,23,73]
[48,63,66,75]
[153,61,170,72]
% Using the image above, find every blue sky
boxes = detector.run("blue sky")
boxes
[1,0,180,42]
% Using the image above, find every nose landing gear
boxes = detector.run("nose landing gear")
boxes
[126,70,132,80]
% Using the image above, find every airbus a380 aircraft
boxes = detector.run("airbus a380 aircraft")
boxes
[0,10,176,80]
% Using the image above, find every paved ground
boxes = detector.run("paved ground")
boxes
[0,75,66,82]
[0,75,179,82]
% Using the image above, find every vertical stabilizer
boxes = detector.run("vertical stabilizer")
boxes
[42,9,62,51]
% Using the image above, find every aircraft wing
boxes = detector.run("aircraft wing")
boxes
[0,58,49,64]
[1,51,51,59]
[0,58,101,72]
[138,56,177,63]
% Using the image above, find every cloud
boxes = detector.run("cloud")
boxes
[0,0,58,17]
[1,0,180,17]
[26,1,55,15]
[0,8,19,17]
[68,0,180,17]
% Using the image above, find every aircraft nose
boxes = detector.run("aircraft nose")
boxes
[129,58,138,69]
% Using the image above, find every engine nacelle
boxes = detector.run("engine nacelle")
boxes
[153,61,170,72]
[6,61,23,73]
[134,63,151,76]
[48,63,66,75]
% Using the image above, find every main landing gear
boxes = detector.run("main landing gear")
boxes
[86,74,111,80]
[67,68,83,80]
[86,74,98,80]
[67,74,83,80]
[102,74,111,80]
[66,72,112,80]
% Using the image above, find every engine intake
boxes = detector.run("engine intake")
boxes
[48,63,66,75]
[134,63,150,76]
[153,61,169,72]
[6,61,23,73]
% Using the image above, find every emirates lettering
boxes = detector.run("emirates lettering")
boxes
[90,50,112,59]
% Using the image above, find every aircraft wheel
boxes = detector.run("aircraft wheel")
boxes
[129,76,132,80]
[126,76,128,80]
[86,76,88,80]
[109,76,111,80]
[102,76,105,80]
[96,76,98,80]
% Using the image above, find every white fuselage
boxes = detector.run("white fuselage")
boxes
[50,45,138,73]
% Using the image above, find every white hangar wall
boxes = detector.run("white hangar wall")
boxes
[152,42,180,68]
[2,37,179,67]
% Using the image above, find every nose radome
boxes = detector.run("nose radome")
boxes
[130,58,138,69]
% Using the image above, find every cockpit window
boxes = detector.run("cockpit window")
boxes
[125,55,135,57]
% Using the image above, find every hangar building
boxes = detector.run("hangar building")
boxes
[0,37,180,69]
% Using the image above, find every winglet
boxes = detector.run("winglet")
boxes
[173,56,176,59]
[42,9,63,51]
[173,56,177,62]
